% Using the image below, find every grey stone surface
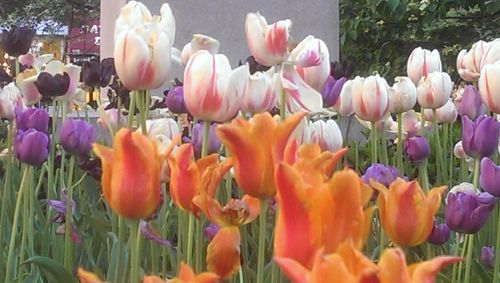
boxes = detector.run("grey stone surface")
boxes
[142,0,340,66]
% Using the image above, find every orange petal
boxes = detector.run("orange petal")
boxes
[177,262,196,281]
[200,157,233,197]
[378,248,411,283]
[192,194,226,226]
[335,241,378,277]
[143,275,165,283]
[77,267,105,283]
[241,195,261,224]
[92,143,113,204]
[273,111,307,164]
[206,226,241,280]
[321,147,348,177]
[274,257,308,283]
[168,144,200,214]
[408,256,462,283]
[283,139,299,165]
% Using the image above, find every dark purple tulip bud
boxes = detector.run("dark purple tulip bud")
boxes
[460,86,487,120]
[183,123,220,158]
[165,86,188,114]
[361,163,401,187]
[35,72,70,97]
[15,107,50,133]
[46,189,75,223]
[0,27,36,57]
[480,157,500,197]
[59,119,95,156]
[461,115,500,159]
[203,223,219,241]
[140,220,172,248]
[403,134,430,164]
[82,60,101,88]
[99,58,116,87]
[445,188,496,234]
[14,129,49,166]
[427,222,451,245]
[481,246,495,269]
[321,75,346,107]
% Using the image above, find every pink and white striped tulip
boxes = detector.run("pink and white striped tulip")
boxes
[333,79,353,116]
[479,62,500,113]
[114,1,175,90]
[0,83,24,120]
[309,119,343,152]
[407,47,442,85]
[416,71,452,109]
[351,75,390,122]
[481,39,500,70]
[423,99,457,124]
[16,69,41,105]
[289,35,330,92]
[241,68,276,113]
[280,62,323,113]
[181,34,220,65]
[245,12,291,67]
[456,40,489,81]
[184,50,246,122]
[389,76,417,114]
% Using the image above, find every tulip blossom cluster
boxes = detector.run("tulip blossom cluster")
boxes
[14,107,50,166]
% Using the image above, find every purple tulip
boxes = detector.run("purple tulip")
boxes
[403,134,430,164]
[461,115,500,159]
[140,220,172,248]
[35,72,70,97]
[203,223,219,241]
[481,246,495,269]
[14,129,49,166]
[46,189,75,223]
[480,157,500,197]
[460,86,487,120]
[15,107,50,133]
[59,119,95,156]
[0,26,36,57]
[427,222,451,245]
[445,190,496,234]
[321,75,346,107]
[361,163,401,187]
[183,122,220,158]
[165,86,188,114]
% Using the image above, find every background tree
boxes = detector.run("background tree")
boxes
[339,0,500,81]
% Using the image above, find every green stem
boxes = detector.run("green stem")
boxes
[186,213,195,266]
[201,121,210,158]
[0,123,14,270]
[396,113,403,172]
[63,156,76,270]
[472,159,480,189]
[370,122,378,164]
[129,220,141,283]
[464,234,474,283]
[114,216,126,283]
[256,200,268,283]
[432,109,447,183]
[126,91,137,129]
[138,90,148,135]
[195,218,203,272]
[418,161,430,192]
[4,165,29,282]
[493,208,500,282]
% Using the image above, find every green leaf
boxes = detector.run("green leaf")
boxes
[386,0,400,11]
[23,256,77,283]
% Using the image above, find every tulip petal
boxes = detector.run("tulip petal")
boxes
[274,257,308,283]
[77,267,106,283]
[281,63,323,112]
[378,248,411,283]
[408,256,462,283]
[92,143,114,203]
[206,226,241,280]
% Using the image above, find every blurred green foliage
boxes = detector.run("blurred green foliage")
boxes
[339,0,500,82]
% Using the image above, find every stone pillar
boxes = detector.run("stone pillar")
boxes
[99,0,126,59]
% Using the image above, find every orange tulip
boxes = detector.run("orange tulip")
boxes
[374,179,446,247]
[193,194,259,279]
[77,268,106,283]
[92,128,177,219]
[168,143,231,216]
[167,262,220,283]
[275,241,378,283]
[378,248,461,283]
[143,276,166,283]
[216,111,305,198]
[274,146,374,269]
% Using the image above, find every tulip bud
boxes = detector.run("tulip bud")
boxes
[481,39,500,70]
[97,108,125,132]
[18,53,34,68]
[453,141,467,159]
[181,34,220,65]
[165,86,188,114]
[427,222,451,245]
[184,51,246,122]
[481,246,495,269]
[0,26,36,57]
[456,40,489,81]
[309,119,343,152]
[407,47,442,85]
[321,76,346,108]
[361,163,401,188]
[241,69,276,113]
[333,79,353,116]
[351,75,390,122]
[403,134,430,164]
[480,157,500,197]
[82,60,101,88]
[479,62,500,113]
[35,72,70,97]
[459,85,487,120]
[423,99,457,124]
[416,71,453,109]
[14,129,49,166]
[445,188,496,234]
[59,119,96,156]
[389,76,417,114]
[0,82,24,120]
[461,115,500,159]
[184,122,220,158]
[15,107,49,133]
[204,223,219,241]
[289,35,330,92]
[245,12,291,67]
